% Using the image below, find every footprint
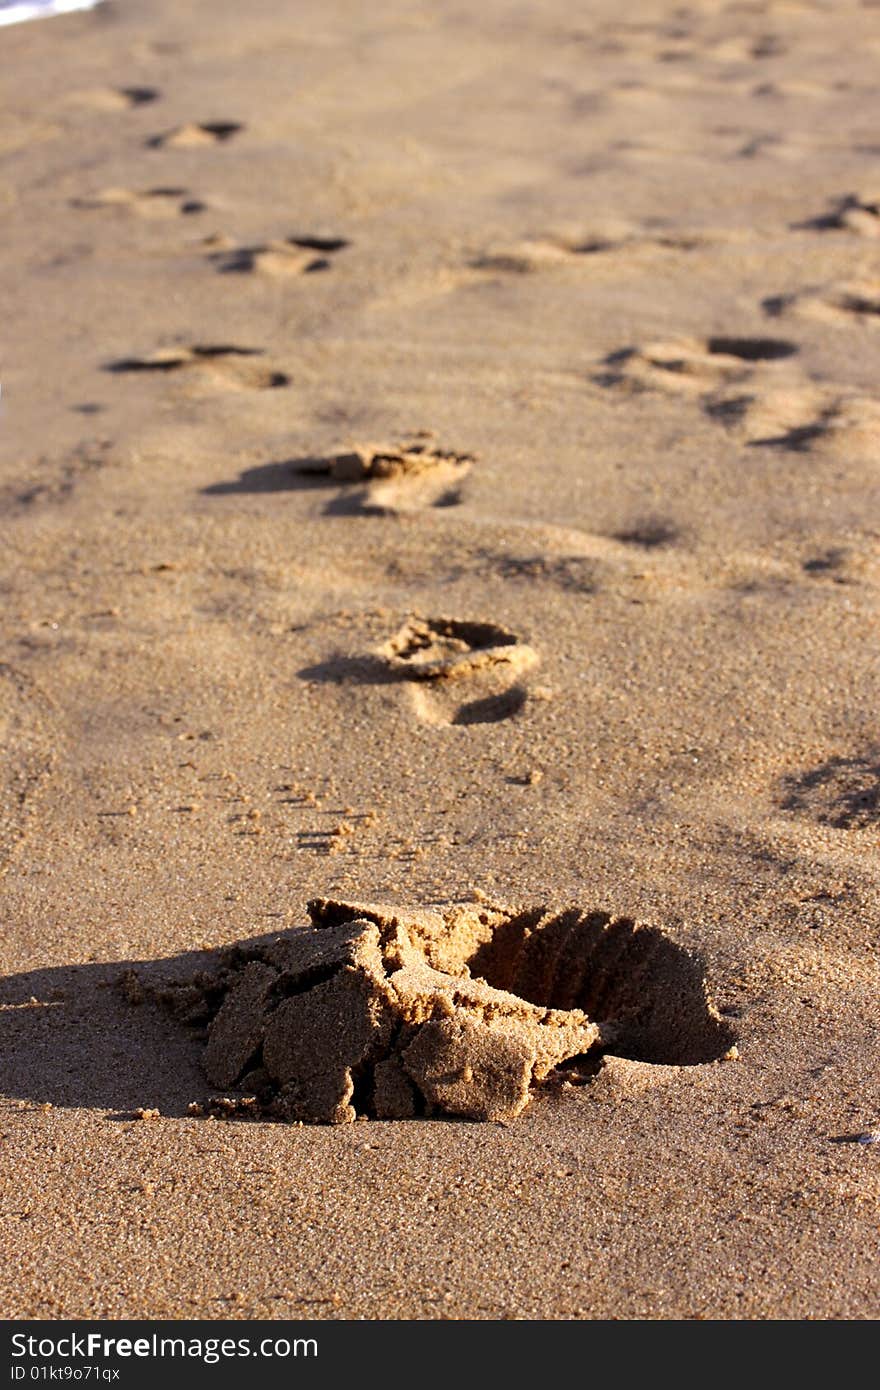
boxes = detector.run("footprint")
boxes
[474,236,618,273]
[174,897,734,1124]
[742,392,880,458]
[593,334,880,457]
[105,344,289,391]
[1,439,114,512]
[209,234,349,277]
[67,86,159,112]
[295,433,475,514]
[381,616,538,726]
[473,224,709,273]
[779,752,880,830]
[0,665,54,878]
[796,190,880,237]
[764,279,880,327]
[597,335,798,396]
[72,187,206,218]
[147,121,242,150]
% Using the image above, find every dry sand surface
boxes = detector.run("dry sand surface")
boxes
[2,0,880,1321]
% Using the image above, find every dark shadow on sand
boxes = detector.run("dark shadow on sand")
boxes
[201,460,332,496]
[0,947,238,1119]
[296,654,401,686]
[202,459,396,516]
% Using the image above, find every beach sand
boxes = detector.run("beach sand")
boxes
[1,0,879,1319]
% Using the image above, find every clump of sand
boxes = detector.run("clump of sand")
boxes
[163,899,734,1124]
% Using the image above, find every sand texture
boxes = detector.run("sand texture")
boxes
[1,0,880,1321]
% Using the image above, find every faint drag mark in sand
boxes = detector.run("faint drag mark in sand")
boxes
[208,234,349,278]
[146,121,243,149]
[0,665,55,878]
[72,187,206,218]
[794,190,880,238]
[764,279,880,327]
[382,616,539,726]
[105,344,289,391]
[779,752,880,830]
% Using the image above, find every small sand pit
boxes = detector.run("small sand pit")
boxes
[165,899,735,1124]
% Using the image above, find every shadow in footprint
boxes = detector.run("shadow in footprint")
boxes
[705,337,798,362]
[107,344,263,373]
[121,87,159,106]
[792,192,880,236]
[748,423,827,451]
[212,235,350,275]
[450,686,528,725]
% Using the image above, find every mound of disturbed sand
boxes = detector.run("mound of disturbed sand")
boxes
[163,899,734,1124]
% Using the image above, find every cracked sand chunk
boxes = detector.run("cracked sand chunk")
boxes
[202,960,277,1088]
[389,957,600,1081]
[189,898,733,1124]
[402,1018,535,1123]
[263,962,396,1124]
